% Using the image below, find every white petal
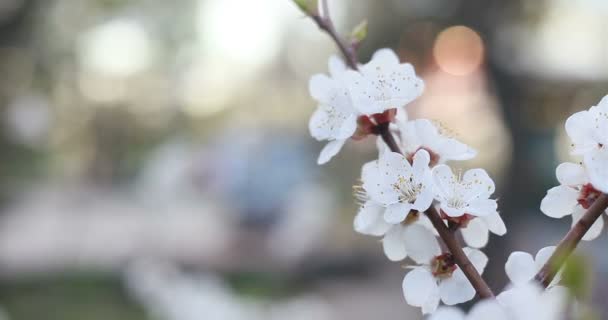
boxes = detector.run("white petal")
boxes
[466,199,498,217]
[504,251,536,285]
[539,186,579,218]
[317,139,346,165]
[572,206,604,241]
[432,164,456,200]
[442,205,466,218]
[439,269,476,305]
[422,288,441,315]
[436,138,477,161]
[413,188,434,213]
[384,202,413,224]
[403,267,438,308]
[412,149,431,181]
[354,201,391,236]
[480,211,507,236]
[468,300,508,320]
[463,247,488,272]
[534,246,556,271]
[403,224,441,264]
[461,219,489,248]
[556,162,588,186]
[382,226,408,261]
[379,151,414,184]
[345,70,384,115]
[428,307,465,320]
[584,147,608,193]
[565,110,595,154]
[461,168,495,201]
[308,74,333,101]
[328,55,346,77]
[361,161,400,204]
[369,48,400,66]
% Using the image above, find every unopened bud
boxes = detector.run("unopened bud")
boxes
[292,0,318,15]
[350,19,368,46]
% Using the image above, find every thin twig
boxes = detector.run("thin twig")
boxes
[376,123,402,154]
[425,206,495,298]
[535,193,608,287]
[310,1,358,69]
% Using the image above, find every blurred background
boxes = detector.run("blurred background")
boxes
[0,0,606,319]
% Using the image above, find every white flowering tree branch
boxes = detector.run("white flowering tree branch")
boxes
[296,0,608,317]
[536,193,608,287]
[299,0,495,300]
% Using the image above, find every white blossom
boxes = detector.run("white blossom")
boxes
[354,200,438,261]
[361,149,434,224]
[397,119,476,166]
[432,165,497,218]
[504,246,559,286]
[346,48,424,115]
[402,248,488,314]
[565,95,608,193]
[540,162,605,241]
[429,283,567,320]
[308,55,358,164]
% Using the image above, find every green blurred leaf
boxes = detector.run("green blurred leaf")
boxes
[350,19,368,44]
[561,254,592,299]
[292,0,318,15]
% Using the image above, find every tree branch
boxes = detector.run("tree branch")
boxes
[310,1,358,69]
[535,193,608,287]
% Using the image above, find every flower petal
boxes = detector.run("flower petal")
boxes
[384,202,413,224]
[468,300,508,320]
[439,269,476,305]
[317,139,346,165]
[584,147,608,193]
[403,267,438,308]
[480,211,507,236]
[467,198,498,217]
[461,219,489,248]
[572,205,604,241]
[463,247,488,272]
[354,201,391,236]
[361,161,400,204]
[328,55,346,77]
[539,186,579,218]
[382,226,408,261]
[428,307,465,320]
[432,164,456,200]
[461,168,495,201]
[308,74,333,101]
[555,162,588,186]
[565,110,595,154]
[403,224,441,264]
[505,251,536,285]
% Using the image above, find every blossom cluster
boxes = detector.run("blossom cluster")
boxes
[309,49,504,313]
[540,97,608,237]
[302,4,608,316]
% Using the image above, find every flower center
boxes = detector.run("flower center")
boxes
[577,183,601,209]
[393,176,422,204]
[440,210,474,228]
[431,253,457,279]
[406,146,440,167]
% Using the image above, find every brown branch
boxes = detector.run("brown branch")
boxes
[535,193,608,287]
[304,0,494,300]
[425,206,495,298]
[376,123,402,154]
[310,1,358,69]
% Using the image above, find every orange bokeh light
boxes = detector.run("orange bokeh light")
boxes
[433,26,484,76]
